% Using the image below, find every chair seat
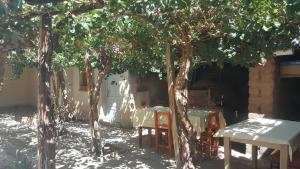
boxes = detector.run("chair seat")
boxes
[270,150,300,169]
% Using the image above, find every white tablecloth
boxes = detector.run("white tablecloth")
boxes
[214,118,300,160]
[132,106,226,136]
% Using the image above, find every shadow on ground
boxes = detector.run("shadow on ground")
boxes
[0,110,275,169]
[0,110,175,169]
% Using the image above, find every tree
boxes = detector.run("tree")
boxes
[1,1,106,168]
[37,13,56,169]
[54,8,165,155]
[113,0,300,168]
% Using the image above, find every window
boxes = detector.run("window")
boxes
[79,71,88,91]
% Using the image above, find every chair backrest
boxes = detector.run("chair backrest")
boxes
[154,111,172,130]
[207,111,220,133]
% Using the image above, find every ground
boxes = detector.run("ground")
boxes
[0,109,276,169]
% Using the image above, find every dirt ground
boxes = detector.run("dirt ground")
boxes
[0,110,275,169]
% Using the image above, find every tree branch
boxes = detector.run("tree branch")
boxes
[0,1,105,26]
[25,0,66,5]
[0,39,33,52]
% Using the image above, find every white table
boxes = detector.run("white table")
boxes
[214,118,300,169]
[133,106,226,136]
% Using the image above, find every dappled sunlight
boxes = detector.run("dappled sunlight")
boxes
[216,118,295,143]
[229,118,282,138]
[215,117,300,165]
[218,146,251,160]
[103,102,117,123]
[0,111,176,168]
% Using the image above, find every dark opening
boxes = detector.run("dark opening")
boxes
[190,63,249,153]
[277,50,300,121]
[278,78,300,121]
[189,63,249,125]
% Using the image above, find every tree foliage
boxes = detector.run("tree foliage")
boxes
[111,0,300,67]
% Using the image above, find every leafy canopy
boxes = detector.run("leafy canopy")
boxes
[111,0,300,68]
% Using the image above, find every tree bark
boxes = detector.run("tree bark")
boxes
[165,43,181,166]
[85,50,112,157]
[174,43,197,169]
[37,14,56,169]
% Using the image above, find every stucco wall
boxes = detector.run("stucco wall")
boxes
[66,68,118,123]
[0,65,167,128]
[0,66,37,107]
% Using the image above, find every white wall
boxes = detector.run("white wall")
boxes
[101,72,134,125]
[67,68,136,126]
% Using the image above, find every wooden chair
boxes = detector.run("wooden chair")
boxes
[199,111,220,159]
[270,149,300,169]
[154,111,174,157]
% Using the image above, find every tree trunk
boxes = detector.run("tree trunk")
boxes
[51,71,60,112]
[57,70,69,120]
[57,70,67,108]
[52,70,69,121]
[0,51,7,91]
[37,14,56,169]
[85,50,112,157]
[174,43,197,169]
[165,43,181,166]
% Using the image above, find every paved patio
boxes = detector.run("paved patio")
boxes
[0,109,276,169]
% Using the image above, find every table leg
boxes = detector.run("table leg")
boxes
[224,137,231,169]
[252,145,258,169]
[280,145,288,169]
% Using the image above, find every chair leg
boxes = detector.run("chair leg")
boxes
[155,128,159,153]
[208,137,212,160]
[167,130,173,157]
[148,128,152,146]
[138,127,142,148]
[270,162,273,169]
[212,138,219,157]
[270,162,279,169]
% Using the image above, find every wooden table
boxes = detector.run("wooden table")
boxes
[214,118,300,169]
[133,106,226,136]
